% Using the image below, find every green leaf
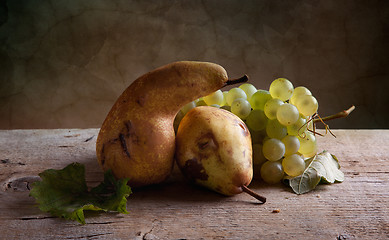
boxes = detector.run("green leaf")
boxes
[29,162,132,224]
[283,151,344,194]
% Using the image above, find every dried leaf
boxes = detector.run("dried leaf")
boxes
[284,151,344,194]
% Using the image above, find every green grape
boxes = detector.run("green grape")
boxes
[220,105,231,112]
[249,90,272,110]
[282,154,305,177]
[252,143,267,176]
[295,94,318,117]
[260,160,284,184]
[287,116,307,136]
[226,88,247,106]
[249,128,267,144]
[298,131,317,155]
[230,98,251,119]
[290,86,311,105]
[181,101,196,114]
[262,138,285,161]
[264,98,284,119]
[194,97,202,103]
[246,110,268,131]
[203,90,224,106]
[239,83,257,101]
[302,145,318,158]
[269,78,294,101]
[276,103,299,126]
[297,152,305,159]
[266,119,287,139]
[293,86,311,96]
[281,135,300,156]
[221,91,228,106]
[209,104,220,108]
[173,110,185,133]
[196,99,207,107]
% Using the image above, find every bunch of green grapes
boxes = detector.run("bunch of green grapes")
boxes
[175,79,320,184]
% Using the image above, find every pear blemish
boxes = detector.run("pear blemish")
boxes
[175,106,266,203]
[182,158,209,181]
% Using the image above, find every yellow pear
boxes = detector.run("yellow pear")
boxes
[96,61,247,187]
[175,106,266,202]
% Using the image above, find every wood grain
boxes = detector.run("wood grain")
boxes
[1,129,388,239]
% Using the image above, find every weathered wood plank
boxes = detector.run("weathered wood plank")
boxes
[0,129,388,239]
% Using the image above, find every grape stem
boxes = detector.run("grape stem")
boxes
[241,185,266,204]
[224,75,249,87]
[313,105,355,123]
[313,113,337,137]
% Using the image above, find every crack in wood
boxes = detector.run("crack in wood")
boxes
[337,233,356,240]
[20,216,55,220]
[345,171,389,174]
[1,159,25,165]
[4,176,41,191]
[142,228,155,240]
[142,219,159,240]
[64,232,113,239]
[1,159,9,163]
[64,134,81,138]
[88,221,117,225]
[84,135,95,142]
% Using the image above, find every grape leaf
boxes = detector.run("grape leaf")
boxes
[29,162,131,224]
[283,151,344,194]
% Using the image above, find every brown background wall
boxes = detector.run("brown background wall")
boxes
[0,0,388,129]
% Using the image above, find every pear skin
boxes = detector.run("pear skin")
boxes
[175,106,264,199]
[96,61,246,187]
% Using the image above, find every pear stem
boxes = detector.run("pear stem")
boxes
[225,75,249,87]
[241,185,266,204]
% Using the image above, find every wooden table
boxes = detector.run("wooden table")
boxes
[0,129,388,239]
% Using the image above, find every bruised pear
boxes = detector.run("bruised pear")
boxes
[175,106,266,202]
[96,61,248,187]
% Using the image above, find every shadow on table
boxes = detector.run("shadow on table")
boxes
[127,165,286,206]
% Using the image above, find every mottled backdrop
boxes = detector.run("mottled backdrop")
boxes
[0,0,388,129]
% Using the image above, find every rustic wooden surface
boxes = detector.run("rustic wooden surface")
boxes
[0,129,388,239]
